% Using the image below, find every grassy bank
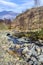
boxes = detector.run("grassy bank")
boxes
[13,29,43,40]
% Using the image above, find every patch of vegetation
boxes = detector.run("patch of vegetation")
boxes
[13,32,25,38]
[28,32,39,41]
[13,29,43,40]
[38,28,43,40]
[28,29,43,40]
[0,24,8,30]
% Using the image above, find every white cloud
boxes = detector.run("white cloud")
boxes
[16,0,34,12]
[40,0,43,6]
[0,0,18,8]
[0,0,35,13]
[0,0,43,13]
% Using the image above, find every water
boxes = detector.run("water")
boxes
[7,35,31,44]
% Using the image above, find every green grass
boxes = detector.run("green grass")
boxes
[0,24,8,30]
[13,29,43,40]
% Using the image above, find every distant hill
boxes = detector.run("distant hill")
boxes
[12,6,43,32]
[0,11,19,19]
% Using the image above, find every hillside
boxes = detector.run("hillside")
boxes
[12,6,43,32]
[0,11,18,19]
[0,19,11,30]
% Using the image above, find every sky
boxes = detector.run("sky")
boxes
[0,0,43,13]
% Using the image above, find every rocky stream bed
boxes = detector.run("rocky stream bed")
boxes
[0,31,43,65]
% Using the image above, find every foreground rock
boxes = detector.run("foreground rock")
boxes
[10,43,43,65]
[0,31,43,65]
[0,31,28,65]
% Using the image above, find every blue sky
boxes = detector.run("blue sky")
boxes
[0,0,43,13]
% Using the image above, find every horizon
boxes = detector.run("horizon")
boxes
[0,0,43,13]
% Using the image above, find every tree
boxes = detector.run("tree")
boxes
[34,0,40,7]
[34,0,40,31]
[4,19,11,29]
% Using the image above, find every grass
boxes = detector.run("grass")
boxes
[12,29,43,40]
[0,23,8,30]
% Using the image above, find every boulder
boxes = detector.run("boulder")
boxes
[22,47,29,54]
[36,46,41,55]
[39,55,43,63]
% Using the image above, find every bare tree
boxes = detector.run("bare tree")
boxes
[34,0,40,7]
[34,0,41,31]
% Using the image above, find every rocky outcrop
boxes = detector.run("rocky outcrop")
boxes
[12,6,43,32]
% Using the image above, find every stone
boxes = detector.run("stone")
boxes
[36,46,41,55]
[39,55,43,63]
[22,47,29,54]
[39,39,43,43]
[29,61,33,65]
[41,47,43,54]
[29,45,37,56]
[15,45,21,49]
[25,54,30,59]
[23,43,29,47]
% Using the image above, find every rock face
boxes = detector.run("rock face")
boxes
[12,6,43,32]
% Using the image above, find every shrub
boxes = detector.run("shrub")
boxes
[12,29,43,40]
[29,32,39,41]
[38,29,43,40]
